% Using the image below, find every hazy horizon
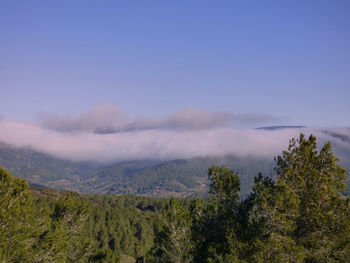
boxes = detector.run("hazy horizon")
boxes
[0,107,349,163]
[1,1,349,162]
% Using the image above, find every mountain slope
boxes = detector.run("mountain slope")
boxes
[0,143,95,191]
[81,156,275,197]
[0,144,274,197]
[1,131,349,197]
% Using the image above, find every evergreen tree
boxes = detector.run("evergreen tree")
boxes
[192,165,241,262]
[239,134,350,262]
[158,198,193,263]
[244,174,305,262]
[275,134,350,262]
[33,194,90,262]
[0,167,92,262]
[2,133,350,263]
[0,167,39,262]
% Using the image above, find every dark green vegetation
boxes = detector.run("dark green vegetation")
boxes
[0,166,168,262]
[1,134,350,262]
[149,134,350,262]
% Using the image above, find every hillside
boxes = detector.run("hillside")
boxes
[1,129,349,197]
[0,144,274,197]
[81,156,275,197]
[0,143,95,192]
[2,134,350,262]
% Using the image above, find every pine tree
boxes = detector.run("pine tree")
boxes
[245,174,305,262]
[0,167,40,262]
[275,134,350,262]
[0,167,91,262]
[192,165,241,262]
[158,198,193,263]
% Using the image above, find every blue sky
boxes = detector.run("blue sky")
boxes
[1,0,349,127]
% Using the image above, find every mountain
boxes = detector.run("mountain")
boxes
[0,144,274,197]
[81,156,275,197]
[1,128,349,198]
[0,143,96,192]
[256,125,307,130]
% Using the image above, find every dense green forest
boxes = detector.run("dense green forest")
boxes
[1,134,350,262]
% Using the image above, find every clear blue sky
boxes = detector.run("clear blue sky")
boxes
[1,0,349,127]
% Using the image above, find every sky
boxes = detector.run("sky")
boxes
[1,0,349,126]
[0,1,350,162]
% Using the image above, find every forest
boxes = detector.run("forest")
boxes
[1,134,350,263]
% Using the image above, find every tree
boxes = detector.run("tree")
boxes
[0,167,40,262]
[0,167,91,262]
[244,174,305,262]
[157,198,193,263]
[33,194,91,263]
[192,165,241,262]
[239,134,350,262]
[275,134,350,262]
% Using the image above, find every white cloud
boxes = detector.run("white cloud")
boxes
[38,104,128,133]
[1,120,348,163]
[38,105,279,133]
[1,106,348,163]
[126,108,278,131]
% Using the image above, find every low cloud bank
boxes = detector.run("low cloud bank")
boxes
[0,119,349,163]
[38,105,128,133]
[1,105,348,163]
[38,105,279,133]
[125,109,278,131]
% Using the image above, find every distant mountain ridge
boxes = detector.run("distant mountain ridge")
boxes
[1,128,349,197]
[0,144,274,197]
[256,125,307,130]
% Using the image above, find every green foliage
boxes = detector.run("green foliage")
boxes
[0,168,167,262]
[81,194,163,262]
[0,167,38,262]
[2,134,350,262]
[33,194,91,262]
[0,167,90,262]
[239,134,350,262]
[155,198,193,263]
[206,166,241,261]
[244,174,305,262]
[275,134,350,262]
